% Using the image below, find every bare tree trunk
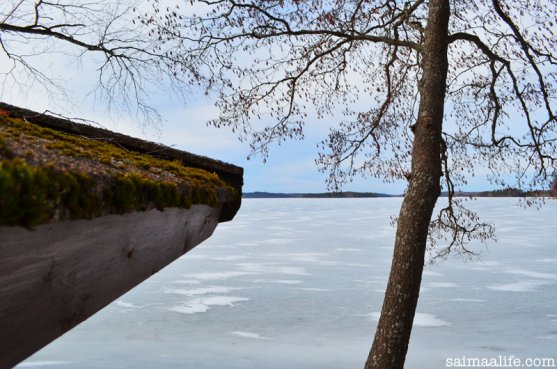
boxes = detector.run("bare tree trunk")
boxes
[364,1,451,368]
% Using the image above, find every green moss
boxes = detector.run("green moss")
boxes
[0,114,230,187]
[0,159,107,228]
[0,136,6,156]
[0,159,51,228]
[0,114,236,229]
[102,173,188,214]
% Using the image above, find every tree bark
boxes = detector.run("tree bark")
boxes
[364,1,451,368]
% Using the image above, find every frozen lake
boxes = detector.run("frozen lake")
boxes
[18,198,557,368]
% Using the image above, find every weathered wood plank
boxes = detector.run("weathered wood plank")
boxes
[0,205,221,369]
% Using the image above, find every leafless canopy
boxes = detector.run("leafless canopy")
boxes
[0,0,196,122]
[1,0,556,258]
[137,0,556,259]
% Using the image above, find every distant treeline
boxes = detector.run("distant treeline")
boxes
[243,191,395,198]
[244,188,555,199]
[445,188,551,198]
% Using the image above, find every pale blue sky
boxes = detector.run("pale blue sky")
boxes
[0,58,512,195]
[0,47,412,194]
[1,0,546,194]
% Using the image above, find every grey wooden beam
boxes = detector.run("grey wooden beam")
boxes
[0,205,222,369]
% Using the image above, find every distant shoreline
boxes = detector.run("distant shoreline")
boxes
[243,189,552,199]
[243,191,396,199]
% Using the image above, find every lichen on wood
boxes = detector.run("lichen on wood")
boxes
[0,112,235,229]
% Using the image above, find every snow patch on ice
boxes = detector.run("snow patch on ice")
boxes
[535,334,557,341]
[171,280,201,285]
[503,269,557,280]
[16,362,72,368]
[212,255,249,261]
[114,301,143,309]
[167,296,249,314]
[164,286,240,296]
[427,282,458,288]
[230,331,273,340]
[423,270,444,277]
[237,262,309,276]
[365,312,451,327]
[253,279,303,285]
[486,281,550,292]
[188,271,256,280]
[263,253,337,265]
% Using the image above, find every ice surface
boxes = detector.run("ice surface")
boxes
[19,198,557,369]
[366,312,451,327]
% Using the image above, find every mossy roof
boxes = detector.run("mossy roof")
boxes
[0,107,241,229]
